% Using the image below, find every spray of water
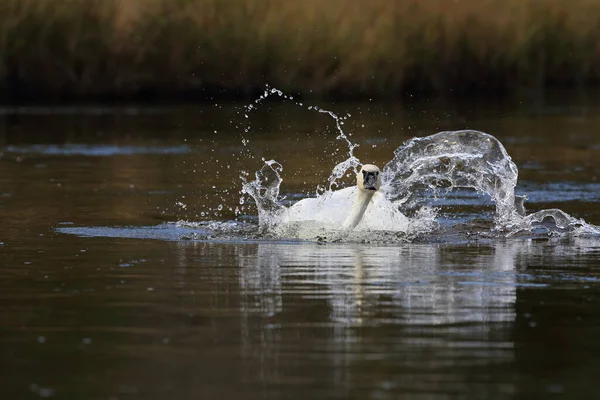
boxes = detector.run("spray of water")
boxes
[235,87,600,242]
[381,130,521,225]
[241,86,361,192]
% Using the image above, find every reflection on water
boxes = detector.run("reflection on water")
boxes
[148,237,600,397]
[236,241,520,394]
[238,243,519,328]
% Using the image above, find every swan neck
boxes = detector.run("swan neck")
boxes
[342,189,375,230]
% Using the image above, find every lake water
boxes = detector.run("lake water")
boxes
[1,94,600,398]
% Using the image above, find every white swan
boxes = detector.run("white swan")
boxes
[341,164,382,230]
[281,164,408,233]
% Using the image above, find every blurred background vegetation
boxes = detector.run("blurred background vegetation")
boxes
[0,0,599,103]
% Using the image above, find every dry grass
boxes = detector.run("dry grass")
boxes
[1,0,600,101]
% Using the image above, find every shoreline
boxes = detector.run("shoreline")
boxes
[1,0,599,104]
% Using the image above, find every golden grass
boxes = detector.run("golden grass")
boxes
[1,0,600,101]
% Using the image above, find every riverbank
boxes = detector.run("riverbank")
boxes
[1,0,599,103]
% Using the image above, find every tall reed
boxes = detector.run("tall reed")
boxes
[0,0,599,101]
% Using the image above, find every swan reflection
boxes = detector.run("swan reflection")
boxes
[238,241,525,329]
[137,236,600,395]
[233,241,529,392]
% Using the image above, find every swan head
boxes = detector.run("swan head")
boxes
[357,164,381,192]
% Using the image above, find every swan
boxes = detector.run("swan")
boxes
[341,164,382,230]
[280,164,407,233]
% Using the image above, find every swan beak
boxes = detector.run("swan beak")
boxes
[362,171,379,191]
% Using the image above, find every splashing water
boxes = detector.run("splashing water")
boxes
[241,86,361,192]
[379,130,600,237]
[236,89,600,242]
[381,130,520,223]
[239,87,417,241]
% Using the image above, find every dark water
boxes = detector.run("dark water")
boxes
[2,96,600,399]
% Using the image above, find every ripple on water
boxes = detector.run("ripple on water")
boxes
[3,144,191,156]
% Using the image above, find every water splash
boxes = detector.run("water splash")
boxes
[510,208,600,237]
[241,160,285,232]
[166,85,600,242]
[241,86,361,193]
[238,88,423,241]
[381,130,521,225]
[241,124,600,241]
[380,130,600,237]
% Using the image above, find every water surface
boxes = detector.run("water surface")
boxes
[1,97,600,398]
